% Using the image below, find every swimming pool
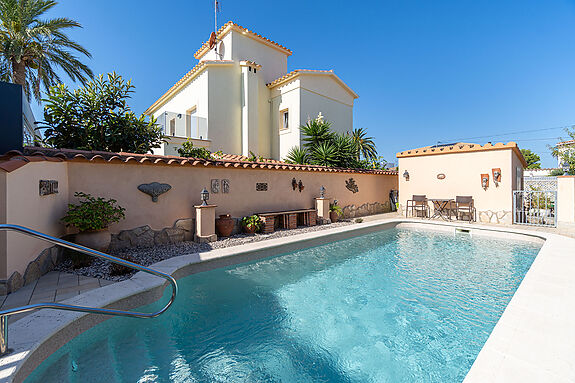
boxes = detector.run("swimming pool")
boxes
[25,227,540,382]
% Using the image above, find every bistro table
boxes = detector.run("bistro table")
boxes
[429,199,453,221]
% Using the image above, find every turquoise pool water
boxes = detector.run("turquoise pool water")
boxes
[25,228,540,382]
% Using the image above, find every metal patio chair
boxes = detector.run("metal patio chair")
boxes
[455,196,476,222]
[406,195,430,218]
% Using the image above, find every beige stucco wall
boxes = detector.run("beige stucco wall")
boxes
[0,162,69,279]
[557,176,575,224]
[398,149,522,224]
[0,160,397,280]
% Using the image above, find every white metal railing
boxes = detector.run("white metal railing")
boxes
[513,190,557,227]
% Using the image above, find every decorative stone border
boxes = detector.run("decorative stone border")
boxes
[1,218,573,383]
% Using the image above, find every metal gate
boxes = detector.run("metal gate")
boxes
[513,190,557,227]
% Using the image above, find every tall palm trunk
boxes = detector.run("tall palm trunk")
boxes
[11,59,26,88]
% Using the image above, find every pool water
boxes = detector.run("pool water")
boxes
[25,228,540,383]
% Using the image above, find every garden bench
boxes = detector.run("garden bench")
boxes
[257,209,317,233]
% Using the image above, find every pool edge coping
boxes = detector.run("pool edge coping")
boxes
[2,218,573,382]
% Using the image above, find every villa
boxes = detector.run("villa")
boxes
[556,139,575,166]
[144,21,358,160]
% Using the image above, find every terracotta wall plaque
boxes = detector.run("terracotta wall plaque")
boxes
[437,173,446,180]
[39,180,58,196]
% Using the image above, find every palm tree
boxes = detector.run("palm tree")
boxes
[285,146,309,165]
[301,118,333,150]
[310,141,338,167]
[0,0,92,100]
[350,128,377,161]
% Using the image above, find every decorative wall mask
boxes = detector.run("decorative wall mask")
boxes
[492,168,501,183]
[346,178,359,193]
[138,182,172,202]
[39,180,58,196]
[211,179,220,193]
[292,178,298,190]
[222,179,230,193]
[298,180,305,192]
[437,174,446,180]
[481,174,489,189]
[256,183,268,191]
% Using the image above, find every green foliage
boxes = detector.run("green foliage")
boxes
[287,115,381,169]
[329,202,343,217]
[520,149,541,169]
[178,139,212,159]
[549,127,575,175]
[550,169,565,176]
[247,151,265,162]
[0,0,92,101]
[241,215,263,232]
[285,146,309,164]
[41,73,164,153]
[62,192,125,232]
[350,128,378,161]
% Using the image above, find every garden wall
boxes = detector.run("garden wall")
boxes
[0,149,398,292]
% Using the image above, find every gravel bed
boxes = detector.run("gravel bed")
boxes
[55,221,355,281]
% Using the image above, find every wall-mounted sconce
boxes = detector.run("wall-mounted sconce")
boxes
[481,174,489,189]
[492,168,501,183]
[201,187,210,205]
[177,113,182,118]
[320,185,326,198]
[298,180,305,192]
[403,170,410,181]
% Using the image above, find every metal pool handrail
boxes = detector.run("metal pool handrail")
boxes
[0,224,178,356]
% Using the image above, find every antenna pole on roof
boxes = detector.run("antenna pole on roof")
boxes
[214,0,220,33]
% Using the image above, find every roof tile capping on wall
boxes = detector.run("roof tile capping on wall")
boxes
[0,147,398,176]
[396,142,528,167]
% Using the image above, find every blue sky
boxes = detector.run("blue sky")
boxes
[37,0,575,167]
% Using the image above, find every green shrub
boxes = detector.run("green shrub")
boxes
[42,72,164,154]
[177,139,212,159]
[550,169,565,176]
[62,192,125,232]
[241,215,263,232]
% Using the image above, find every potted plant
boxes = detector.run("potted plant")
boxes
[241,215,262,234]
[216,214,235,237]
[329,202,344,223]
[62,192,126,252]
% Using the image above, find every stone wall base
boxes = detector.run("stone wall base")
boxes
[109,218,195,251]
[0,246,65,296]
[478,210,512,225]
[342,201,391,219]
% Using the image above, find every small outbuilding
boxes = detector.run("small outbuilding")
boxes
[396,142,527,224]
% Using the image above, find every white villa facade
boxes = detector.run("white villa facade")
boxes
[144,21,358,160]
[556,139,574,167]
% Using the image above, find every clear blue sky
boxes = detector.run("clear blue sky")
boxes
[36,0,575,167]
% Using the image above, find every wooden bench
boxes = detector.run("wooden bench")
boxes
[257,209,317,233]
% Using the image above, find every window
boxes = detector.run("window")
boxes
[280,109,289,131]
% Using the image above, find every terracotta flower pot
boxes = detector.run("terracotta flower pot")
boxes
[329,211,339,223]
[75,229,111,252]
[243,225,257,235]
[216,214,235,237]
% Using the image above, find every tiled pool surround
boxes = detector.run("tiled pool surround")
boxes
[1,219,573,383]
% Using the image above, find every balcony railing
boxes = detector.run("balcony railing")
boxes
[157,111,208,140]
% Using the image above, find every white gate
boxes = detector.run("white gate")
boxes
[513,190,557,227]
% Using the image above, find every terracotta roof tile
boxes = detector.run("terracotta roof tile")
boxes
[396,142,528,167]
[0,147,398,176]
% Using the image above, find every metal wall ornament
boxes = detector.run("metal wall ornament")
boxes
[437,173,446,180]
[256,183,268,191]
[346,178,359,193]
[211,179,220,193]
[222,179,230,193]
[39,180,58,196]
[138,182,172,202]
[298,180,305,192]
[291,178,298,190]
